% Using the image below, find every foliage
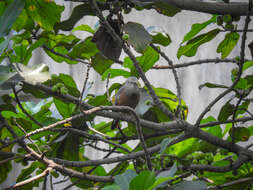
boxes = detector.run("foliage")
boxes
[0,0,253,190]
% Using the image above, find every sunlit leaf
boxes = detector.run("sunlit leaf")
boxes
[243,61,253,71]
[72,24,95,34]
[182,15,216,43]
[217,32,239,59]
[177,29,220,58]
[102,69,131,80]
[129,171,156,190]
[26,0,64,31]
[69,37,98,59]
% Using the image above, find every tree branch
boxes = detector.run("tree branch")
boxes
[142,0,253,15]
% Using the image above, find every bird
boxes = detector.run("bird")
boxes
[111,77,140,130]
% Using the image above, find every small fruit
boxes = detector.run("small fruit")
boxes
[223,14,232,23]
[122,34,129,40]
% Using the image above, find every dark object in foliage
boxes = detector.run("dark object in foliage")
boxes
[248,41,253,59]
[92,18,122,60]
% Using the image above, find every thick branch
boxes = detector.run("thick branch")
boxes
[146,0,253,15]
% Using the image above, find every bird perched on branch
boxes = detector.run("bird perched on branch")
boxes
[111,77,140,130]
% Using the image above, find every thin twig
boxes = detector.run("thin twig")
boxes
[152,58,239,69]
[80,64,91,102]
[150,43,182,117]
[106,72,112,103]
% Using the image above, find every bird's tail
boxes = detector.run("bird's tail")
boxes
[111,119,120,130]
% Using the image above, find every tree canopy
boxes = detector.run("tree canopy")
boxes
[1,0,253,189]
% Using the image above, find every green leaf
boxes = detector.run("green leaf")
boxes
[217,32,240,59]
[115,170,137,190]
[235,78,251,90]
[199,82,228,90]
[177,29,220,58]
[160,138,172,154]
[243,61,253,71]
[0,156,12,184]
[201,116,222,138]
[129,171,156,190]
[218,101,234,122]
[229,127,250,142]
[0,0,25,37]
[47,33,80,45]
[137,46,159,72]
[72,24,95,34]
[147,26,171,46]
[122,47,159,75]
[26,0,64,31]
[24,38,46,64]
[91,53,113,75]
[123,22,152,53]
[12,9,30,32]
[88,95,111,107]
[68,37,98,59]
[236,101,250,116]
[0,2,6,16]
[53,98,75,118]
[182,15,216,43]
[152,32,171,46]
[102,69,131,80]
[59,73,77,89]
[172,180,206,190]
